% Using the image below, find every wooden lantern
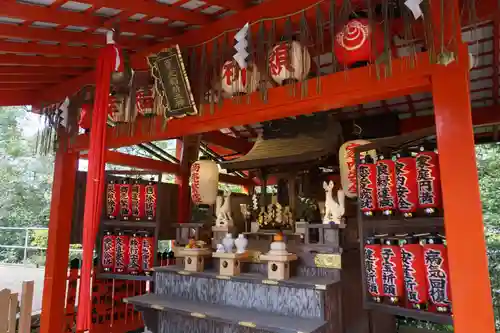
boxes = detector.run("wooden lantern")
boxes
[220,60,260,96]
[269,41,311,85]
[190,157,220,205]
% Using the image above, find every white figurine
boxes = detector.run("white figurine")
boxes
[234,234,248,254]
[323,180,346,224]
[215,190,233,227]
[222,233,234,252]
[216,244,226,253]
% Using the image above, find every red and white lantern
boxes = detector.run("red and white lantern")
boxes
[334,18,386,68]
[221,60,260,96]
[131,180,145,221]
[376,155,398,216]
[402,236,429,309]
[119,179,132,220]
[114,232,129,273]
[127,233,142,275]
[395,152,418,217]
[358,156,378,216]
[423,236,451,313]
[106,180,119,220]
[144,179,157,221]
[269,41,311,85]
[338,140,376,198]
[190,157,219,205]
[381,239,404,304]
[136,87,156,117]
[141,233,154,273]
[101,231,115,272]
[364,238,383,302]
[415,148,442,214]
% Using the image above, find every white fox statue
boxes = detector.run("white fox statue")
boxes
[215,190,233,227]
[322,180,346,224]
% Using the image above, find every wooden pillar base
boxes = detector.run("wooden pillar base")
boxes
[259,253,297,281]
[212,252,248,276]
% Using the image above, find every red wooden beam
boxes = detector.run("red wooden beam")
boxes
[0,54,93,67]
[68,53,432,151]
[0,41,99,58]
[0,66,86,75]
[0,83,49,90]
[86,0,212,25]
[0,91,38,105]
[201,131,253,153]
[198,0,249,11]
[0,23,155,49]
[0,75,69,83]
[37,71,94,105]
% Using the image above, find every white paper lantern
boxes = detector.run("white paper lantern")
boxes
[338,140,377,198]
[220,60,260,96]
[269,41,311,85]
[191,158,220,205]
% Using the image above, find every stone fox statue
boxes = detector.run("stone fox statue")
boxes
[322,180,345,224]
[215,190,233,227]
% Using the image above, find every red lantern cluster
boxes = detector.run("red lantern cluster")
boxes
[358,149,442,216]
[364,235,451,313]
[106,178,157,221]
[100,230,157,276]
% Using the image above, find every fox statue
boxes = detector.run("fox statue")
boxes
[322,180,346,224]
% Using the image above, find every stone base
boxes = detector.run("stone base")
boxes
[177,248,212,272]
[259,253,298,281]
[212,252,248,276]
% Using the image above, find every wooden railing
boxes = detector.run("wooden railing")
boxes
[0,281,34,333]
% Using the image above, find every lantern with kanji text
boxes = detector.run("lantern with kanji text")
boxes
[364,237,383,303]
[106,180,119,220]
[144,178,157,221]
[101,230,115,272]
[401,236,429,310]
[220,60,260,96]
[131,180,145,221]
[127,233,142,275]
[339,139,376,198]
[376,155,398,216]
[422,236,451,313]
[358,155,378,216]
[141,232,155,274]
[191,157,220,205]
[269,41,311,85]
[395,152,418,217]
[119,179,132,220]
[334,17,387,68]
[416,147,442,215]
[381,238,404,305]
[114,231,129,273]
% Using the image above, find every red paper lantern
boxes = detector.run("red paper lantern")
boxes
[127,233,142,275]
[101,231,115,272]
[358,156,378,216]
[79,104,92,131]
[364,238,384,302]
[136,87,155,116]
[131,180,145,221]
[334,18,386,68]
[416,149,442,214]
[144,179,157,221]
[423,237,452,313]
[381,239,404,304]
[106,180,119,220]
[401,236,429,309]
[395,153,418,217]
[141,233,154,273]
[114,232,129,273]
[119,179,132,220]
[376,155,398,216]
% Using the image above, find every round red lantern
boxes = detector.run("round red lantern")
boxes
[220,60,260,96]
[364,237,383,303]
[376,154,398,216]
[395,152,418,217]
[358,155,378,216]
[415,147,442,215]
[334,18,386,68]
[190,157,220,205]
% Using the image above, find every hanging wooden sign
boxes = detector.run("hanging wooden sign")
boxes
[148,45,198,119]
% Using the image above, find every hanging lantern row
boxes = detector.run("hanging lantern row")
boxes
[106,178,157,221]
[364,235,451,313]
[353,147,442,217]
[101,230,155,275]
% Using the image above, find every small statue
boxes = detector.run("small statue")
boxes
[323,180,346,224]
[215,190,233,227]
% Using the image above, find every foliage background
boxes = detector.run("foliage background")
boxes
[0,106,498,331]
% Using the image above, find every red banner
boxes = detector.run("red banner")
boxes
[358,158,378,216]
[141,234,154,273]
[101,231,115,272]
[106,181,119,220]
[127,233,142,274]
[416,150,442,214]
[114,232,129,273]
[376,157,398,215]
[119,180,132,220]
[364,238,383,302]
[423,239,452,313]
[145,180,157,221]
[131,181,145,221]
[402,238,428,309]
[381,239,404,304]
[395,156,418,217]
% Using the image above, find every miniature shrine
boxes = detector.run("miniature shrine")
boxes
[1,0,497,332]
